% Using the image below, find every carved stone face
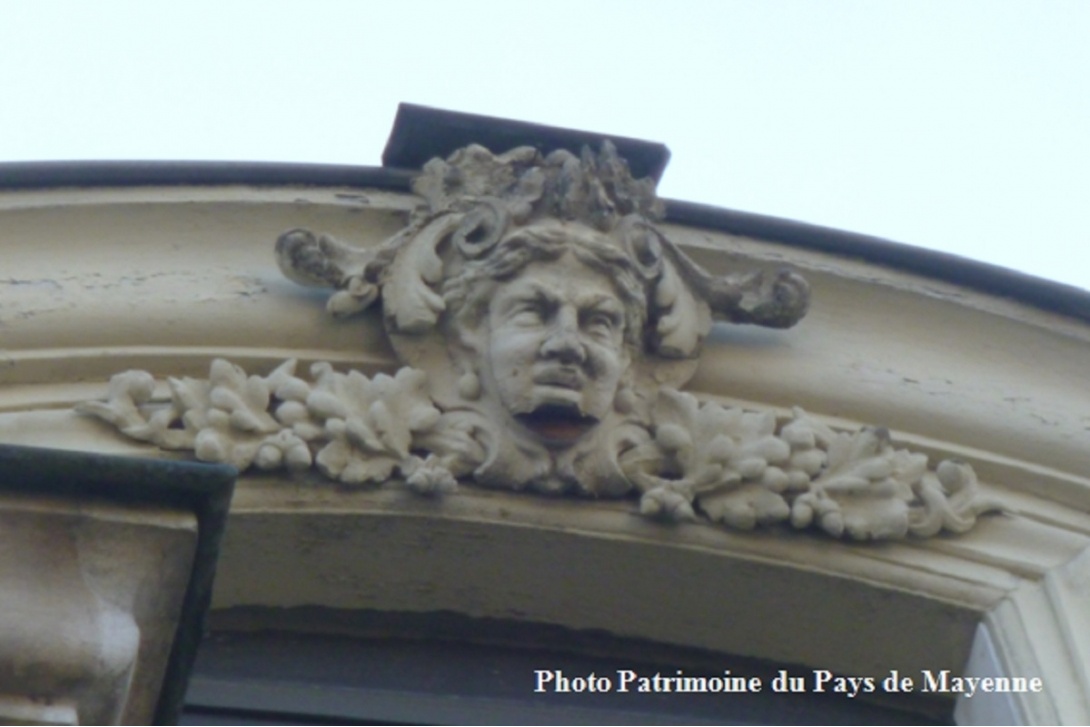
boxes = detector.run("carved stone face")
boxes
[483,252,631,445]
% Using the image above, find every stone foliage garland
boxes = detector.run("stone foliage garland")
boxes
[78,358,1002,541]
[78,141,1004,541]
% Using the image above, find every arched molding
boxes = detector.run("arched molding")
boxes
[1,178,1088,723]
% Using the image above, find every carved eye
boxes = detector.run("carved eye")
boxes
[510,309,541,326]
[508,299,550,326]
[583,309,621,339]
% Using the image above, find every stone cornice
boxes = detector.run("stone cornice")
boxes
[1,173,1088,722]
[2,163,1087,326]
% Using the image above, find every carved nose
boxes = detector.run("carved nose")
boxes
[540,321,586,365]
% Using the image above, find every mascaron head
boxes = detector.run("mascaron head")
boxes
[276,142,811,445]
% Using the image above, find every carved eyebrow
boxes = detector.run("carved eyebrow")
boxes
[497,282,557,315]
[581,294,623,312]
[511,282,558,306]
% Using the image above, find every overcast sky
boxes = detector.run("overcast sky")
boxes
[2,1,1087,292]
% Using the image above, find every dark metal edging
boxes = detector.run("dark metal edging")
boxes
[382,102,672,182]
[0,159,413,191]
[0,444,237,725]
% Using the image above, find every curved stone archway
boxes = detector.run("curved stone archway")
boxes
[1,140,1088,722]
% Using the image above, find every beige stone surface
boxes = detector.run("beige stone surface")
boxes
[0,492,197,724]
[70,147,1004,542]
[0,179,1088,722]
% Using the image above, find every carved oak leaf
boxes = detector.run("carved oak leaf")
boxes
[306,365,444,485]
[204,358,281,434]
[639,486,697,522]
[184,359,313,472]
[684,402,796,529]
[908,460,1006,537]
[625,389,792,523]
[776,410,833,489]
[697,482,791,530]
[246,359,315,471]
[75,370,177,445]
[411,411,488,483]
[620,389,700,518]
[401,454,459,496]
[790,427,927,540]
[266,362,327,451]
[76,359,312,472]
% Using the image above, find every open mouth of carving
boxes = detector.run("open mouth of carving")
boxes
[516,404,599,446]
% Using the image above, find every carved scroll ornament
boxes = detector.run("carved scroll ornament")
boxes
[79,143,1002,540]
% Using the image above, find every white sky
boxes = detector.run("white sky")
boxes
[2,0,1088,292]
